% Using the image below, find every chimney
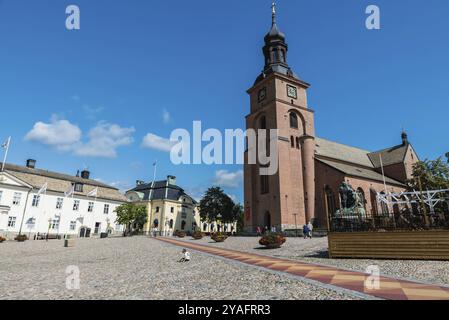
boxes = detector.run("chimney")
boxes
[167,175,177,185]
[81,170,90,180]
[26,159,36,169]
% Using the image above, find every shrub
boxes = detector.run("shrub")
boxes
[192,231,203,240]
[174,230,186,238]
[0,236,6,243]
[14,234,28,242]
[259,233,286,249]
[211,232,228,243]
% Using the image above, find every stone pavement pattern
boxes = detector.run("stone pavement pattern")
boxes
[0,237,359,300]
[158,237,449,300]
[180,236,449,286]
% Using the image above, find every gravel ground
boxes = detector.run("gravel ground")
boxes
[0,237,361,300]
[180,236,449,287]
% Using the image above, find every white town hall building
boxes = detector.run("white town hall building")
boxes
[0,159,127,239]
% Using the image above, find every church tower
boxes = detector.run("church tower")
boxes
[244,4,316,232]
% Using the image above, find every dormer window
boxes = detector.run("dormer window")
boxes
[74,183,83,192]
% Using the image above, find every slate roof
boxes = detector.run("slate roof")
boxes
[1,163,127,203]
[315,137,412,170]
[317,158,404,186]
[128,180,197,204]
[368,144,410,168]
[315,138,374,168]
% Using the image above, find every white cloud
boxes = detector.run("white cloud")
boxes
[162,109,171,124]
[25,118,134,158]
[213,170,243,189]
[74,122,135,158]
[141,133,176,152]
[25,118,82,151]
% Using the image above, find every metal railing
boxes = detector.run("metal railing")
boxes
[329,209,449,232]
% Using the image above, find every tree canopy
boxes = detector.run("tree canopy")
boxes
[199,187,242,224]
[407,156,449,191]
[115,203,148,232]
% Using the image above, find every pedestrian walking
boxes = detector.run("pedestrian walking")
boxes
[303,224,310,239]
[307,221,314,239]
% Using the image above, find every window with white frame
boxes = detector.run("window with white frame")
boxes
[69,221,77,231]
[8,216,16,227]
[12,192,22,205]
[73,200,80,211]
[104,204,110,214]
[88,202,94,213]
[31,195,41,207]
[56,197,64,210]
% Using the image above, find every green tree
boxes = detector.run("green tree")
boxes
[115,203,147,236]
[407,157,449,191]
[233,204,245,232]
[199,187,234,224]
[407,155,449,215]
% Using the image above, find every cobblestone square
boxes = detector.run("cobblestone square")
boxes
[0,236,359,300]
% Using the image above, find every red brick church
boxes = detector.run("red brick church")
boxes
[243,7,419,232]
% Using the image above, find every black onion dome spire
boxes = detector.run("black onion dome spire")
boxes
[255,2,299,84]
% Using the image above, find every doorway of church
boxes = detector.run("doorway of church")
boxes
[264,211,271,230]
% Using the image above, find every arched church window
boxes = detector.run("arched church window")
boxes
[370,189,378,215]
[290,136,295,148]
[280,49,285,63]
[203,223,207,232]
[272,49,279,62]
[290,112,298,129]
[380,192,389,215]
[296,137,300,149]
[181,220,186,230]
[260,116,267,130]
[325,186,336,216]
[357,188,366,210]
[260,174,269,194]
[169,219,174,229]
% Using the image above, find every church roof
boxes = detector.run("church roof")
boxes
[1,163,127,202]
[315,138,374,168]
[368,144,409,168]
[128,180,197,204]
[317,158,404,186]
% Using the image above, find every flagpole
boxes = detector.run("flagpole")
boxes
[1,137,11,172]
[152,161,157,184]
[379,154,388,195]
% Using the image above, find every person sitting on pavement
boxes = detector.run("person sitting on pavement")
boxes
[178,249,191,262]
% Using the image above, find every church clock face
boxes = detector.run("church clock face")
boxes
[258,87,267,102]
[287,85,297,99]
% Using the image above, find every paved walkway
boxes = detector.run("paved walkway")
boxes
[157,237,449,300]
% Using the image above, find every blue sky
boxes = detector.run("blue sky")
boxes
[0,0,448,202]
